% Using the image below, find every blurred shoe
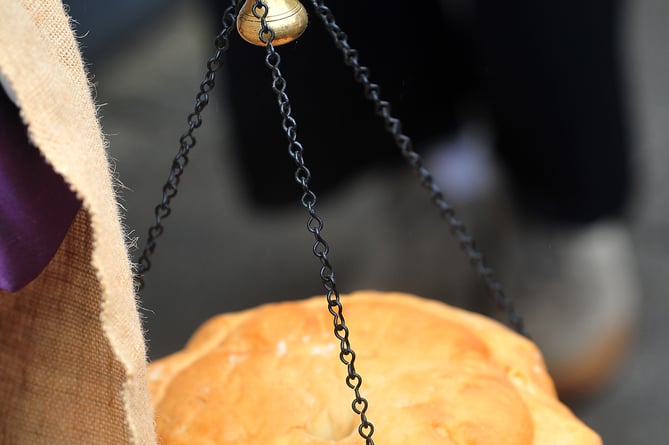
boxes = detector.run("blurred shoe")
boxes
[497,219,642,401]
[423,131,641,399]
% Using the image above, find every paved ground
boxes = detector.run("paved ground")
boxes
[77,1,668,443]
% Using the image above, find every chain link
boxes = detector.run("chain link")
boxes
[310,0,527,337]
[255,1,376,443]
[133,0,241,291]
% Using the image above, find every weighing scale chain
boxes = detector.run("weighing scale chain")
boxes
[133,0,241,291]
[134,1,529,443]
[310,0,528,338]
[255,2,376,443]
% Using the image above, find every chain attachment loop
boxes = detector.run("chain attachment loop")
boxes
[237,0,308,46]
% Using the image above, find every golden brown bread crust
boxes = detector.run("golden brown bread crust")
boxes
[148,291,602,444]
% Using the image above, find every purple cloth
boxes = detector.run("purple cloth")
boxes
[0,89,81,292]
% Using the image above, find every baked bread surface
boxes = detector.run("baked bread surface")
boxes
[148,290,602,444]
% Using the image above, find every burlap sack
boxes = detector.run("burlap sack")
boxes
[0,1,157,444]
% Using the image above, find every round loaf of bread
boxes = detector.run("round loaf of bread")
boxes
[148,290,602,444]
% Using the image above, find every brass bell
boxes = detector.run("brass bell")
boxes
[237,0,308,46]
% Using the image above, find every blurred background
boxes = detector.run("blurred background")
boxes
[64,0,667,443]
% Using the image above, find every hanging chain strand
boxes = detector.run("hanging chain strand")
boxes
[254,2,376,443]
[134,0,241,291]
[310,0,527,337]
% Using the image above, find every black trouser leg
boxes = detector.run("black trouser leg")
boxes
[472,0,632,224]
[215,0,470,207]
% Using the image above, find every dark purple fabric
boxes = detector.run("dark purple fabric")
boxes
[0,89,82,292]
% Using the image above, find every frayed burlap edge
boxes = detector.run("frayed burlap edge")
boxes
[0,1,157,443]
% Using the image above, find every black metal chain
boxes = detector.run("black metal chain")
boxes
[310,0,527,337]
[133,1,526,442]
[133,0,241,291]
[254,1,376,443]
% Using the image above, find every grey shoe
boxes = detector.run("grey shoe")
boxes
[496,219,642,399]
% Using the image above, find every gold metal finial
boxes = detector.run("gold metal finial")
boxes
[237,0,308,46]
